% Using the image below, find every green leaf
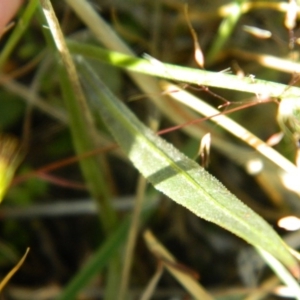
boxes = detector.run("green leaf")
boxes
[76,58,298,274]
[68,40,300,99]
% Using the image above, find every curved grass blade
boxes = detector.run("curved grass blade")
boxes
[0,248,30,292]
[76,58,299,275]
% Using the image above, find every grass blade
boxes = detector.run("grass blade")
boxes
[57,210,152,300]
[0,0,39,70]
[68,41,300,99]
[76,57,299,275]
[0,248,30,292]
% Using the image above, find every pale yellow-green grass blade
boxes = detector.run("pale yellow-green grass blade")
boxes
[67,41,300,99]
[143,230,214,300]
[256,247,300,300]
[0,135,21,202]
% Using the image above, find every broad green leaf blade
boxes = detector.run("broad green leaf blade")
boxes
[76,58,298,273]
